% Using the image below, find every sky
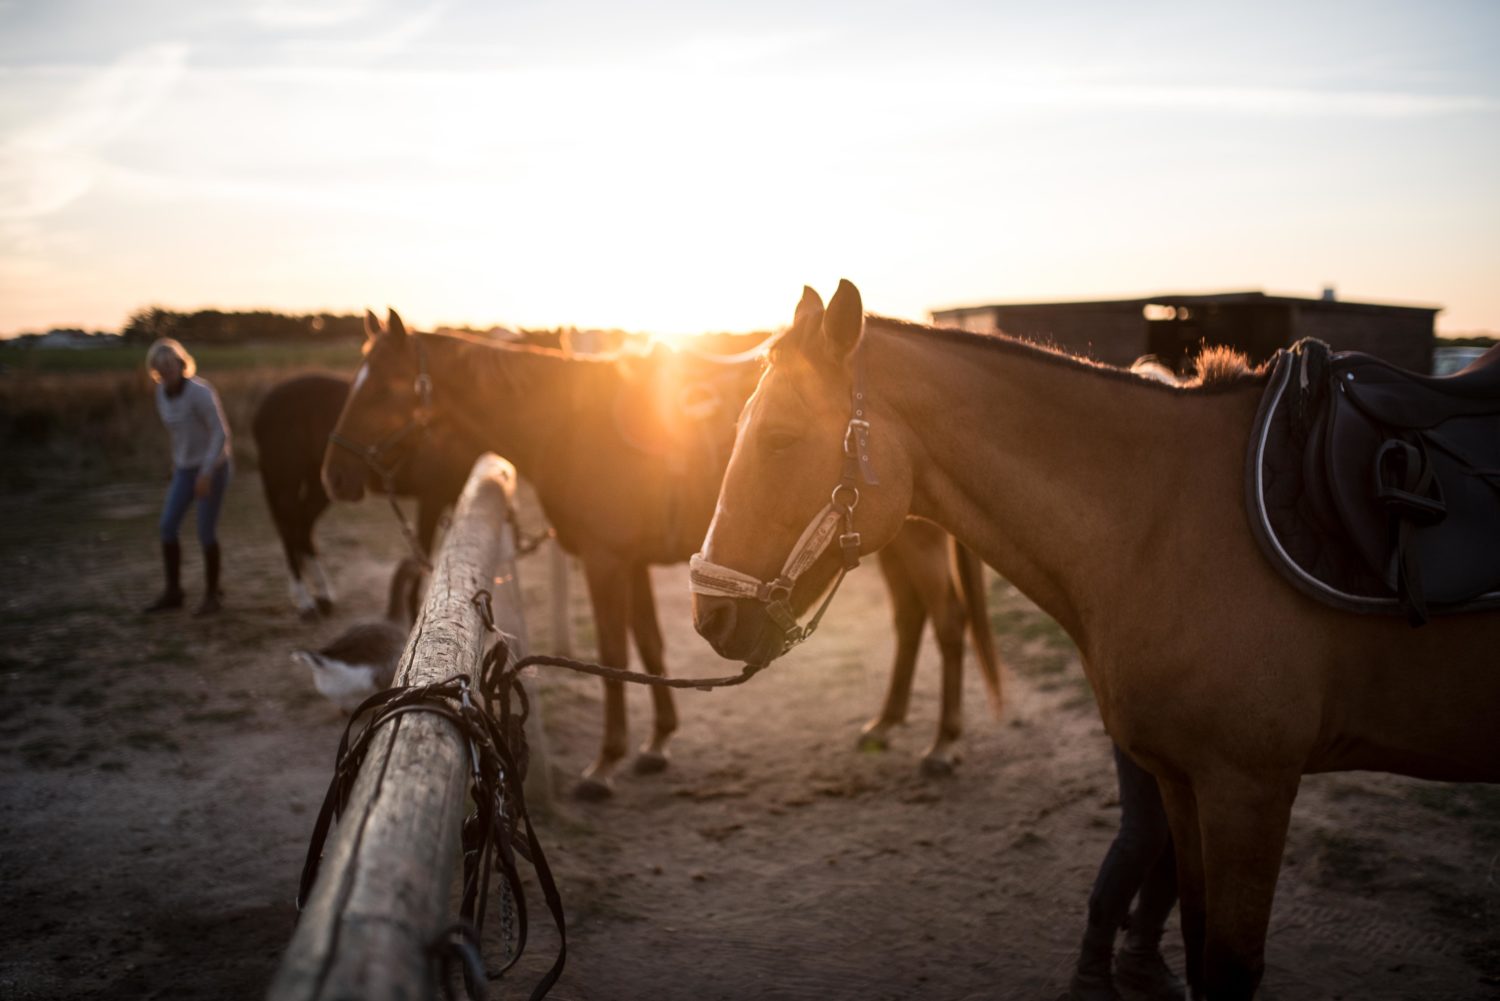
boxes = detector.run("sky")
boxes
[1,0,1497,338]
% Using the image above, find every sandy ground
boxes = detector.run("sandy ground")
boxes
[1,471,1498,1001]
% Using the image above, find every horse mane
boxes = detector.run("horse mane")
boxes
[849,314,1267,394]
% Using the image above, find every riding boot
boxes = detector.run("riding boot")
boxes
[1066,922,1123,1001]
[194,542,222,616]
[1114,922,1186,1001]
[144,541,184,613]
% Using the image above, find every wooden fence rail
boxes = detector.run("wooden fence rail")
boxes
[269,454,545,1001]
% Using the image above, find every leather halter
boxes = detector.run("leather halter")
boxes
[327,335,437,565]
[689,347,880,664]
[329,335,435,487]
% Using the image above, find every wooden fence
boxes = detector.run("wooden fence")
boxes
[269,453,546,1001]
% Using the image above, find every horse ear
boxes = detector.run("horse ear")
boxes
[386,309,408,341]
[363,309,382,342]
[821,279,864,361]
[793,286,825,331]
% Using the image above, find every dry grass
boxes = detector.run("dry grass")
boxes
[0,355,359,491]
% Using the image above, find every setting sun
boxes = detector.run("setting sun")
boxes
[2,2,1498,338]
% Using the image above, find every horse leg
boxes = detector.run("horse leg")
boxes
[300,488,335,615]
[1193,775,1299,1000]
[627,563,676,775]
[1157,776,1206,998]
[415,495,444,563]
[919,565,967,777]
[265,481,319,620]
[858,548,924,753]
[575,555,632,801]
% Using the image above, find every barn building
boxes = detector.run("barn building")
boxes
[930,289,1439,374]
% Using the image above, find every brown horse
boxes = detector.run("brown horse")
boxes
[252,373,475,618]
[691,281,1500,1000]
[322,310,1003,798]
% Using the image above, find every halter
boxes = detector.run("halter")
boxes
[328,335,436,564]
[329,335,435,486]
[689,348,879,664]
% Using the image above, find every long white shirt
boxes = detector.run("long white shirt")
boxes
[156,376,232,471]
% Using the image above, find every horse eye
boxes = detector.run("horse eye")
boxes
[762,430,800,453]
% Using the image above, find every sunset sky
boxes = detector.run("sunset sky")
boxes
[2,0,1497,338]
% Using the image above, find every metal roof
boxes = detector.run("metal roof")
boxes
[933,290,1441,316]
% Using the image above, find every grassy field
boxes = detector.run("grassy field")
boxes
[0,340,366,492]
[0,339,364,374]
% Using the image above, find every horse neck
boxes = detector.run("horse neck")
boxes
[871,323,1260,645]
[425,335,587,482]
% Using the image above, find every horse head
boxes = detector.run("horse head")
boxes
[691,280,915,666]
[322,308,432,502]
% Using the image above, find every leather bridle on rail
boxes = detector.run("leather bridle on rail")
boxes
[689,348,879,664]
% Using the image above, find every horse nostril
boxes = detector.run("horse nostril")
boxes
[696,598,738,649]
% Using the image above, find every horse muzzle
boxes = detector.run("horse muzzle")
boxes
[321,461,366,502]
[691,593,787,666]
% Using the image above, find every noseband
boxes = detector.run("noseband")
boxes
[689,349,879,663]
[329,335,435,489]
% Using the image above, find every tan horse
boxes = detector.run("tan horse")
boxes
[322,310,1002,798]
[691,281,1500,1000]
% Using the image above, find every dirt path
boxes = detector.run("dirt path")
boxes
[1,472,1497,1000]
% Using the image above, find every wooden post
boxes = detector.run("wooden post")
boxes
[269,454,544,1001]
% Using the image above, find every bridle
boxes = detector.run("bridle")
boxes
[689,348,879,664]
[328,335,436,564]
[329,336,435,486]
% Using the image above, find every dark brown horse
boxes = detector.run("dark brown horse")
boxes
[252,373,474,618]
[322,310,1003,798]
[691,281,1500,1000]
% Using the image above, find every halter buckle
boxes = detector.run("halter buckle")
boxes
[843,418,869,457]
[762,578,793,604]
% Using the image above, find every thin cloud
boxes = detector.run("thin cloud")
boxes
[0,44,187,220]
[249,0,376,30]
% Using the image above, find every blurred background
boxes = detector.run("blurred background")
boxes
[2,0,1497,341]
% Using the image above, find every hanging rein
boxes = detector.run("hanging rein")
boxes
[687,348,879,663]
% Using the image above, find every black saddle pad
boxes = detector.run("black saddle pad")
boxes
[1245,339,1500,622]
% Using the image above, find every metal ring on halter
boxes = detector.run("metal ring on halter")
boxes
[831,484,859,513]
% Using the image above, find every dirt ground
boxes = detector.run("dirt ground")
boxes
[2,470,1498,1001]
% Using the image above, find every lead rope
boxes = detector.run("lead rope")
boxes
[296,643,567,1000]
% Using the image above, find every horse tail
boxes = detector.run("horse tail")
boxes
[953,537,1003,719]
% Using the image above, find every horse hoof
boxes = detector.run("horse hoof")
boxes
[573,776,614,802]
[856,730,891,753]
[919,754,957,778]
[315,597,335,615]
[633,750,670,775]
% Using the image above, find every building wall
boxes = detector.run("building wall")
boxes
[1291,308,1433,372]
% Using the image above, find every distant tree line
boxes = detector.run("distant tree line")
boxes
[120,307,367,345]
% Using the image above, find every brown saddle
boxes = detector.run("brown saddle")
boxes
[1246,338,1500,623]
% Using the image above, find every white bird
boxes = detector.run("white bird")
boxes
[293,558,424,715]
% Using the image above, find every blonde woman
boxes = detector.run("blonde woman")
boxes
[144,338,233,615]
